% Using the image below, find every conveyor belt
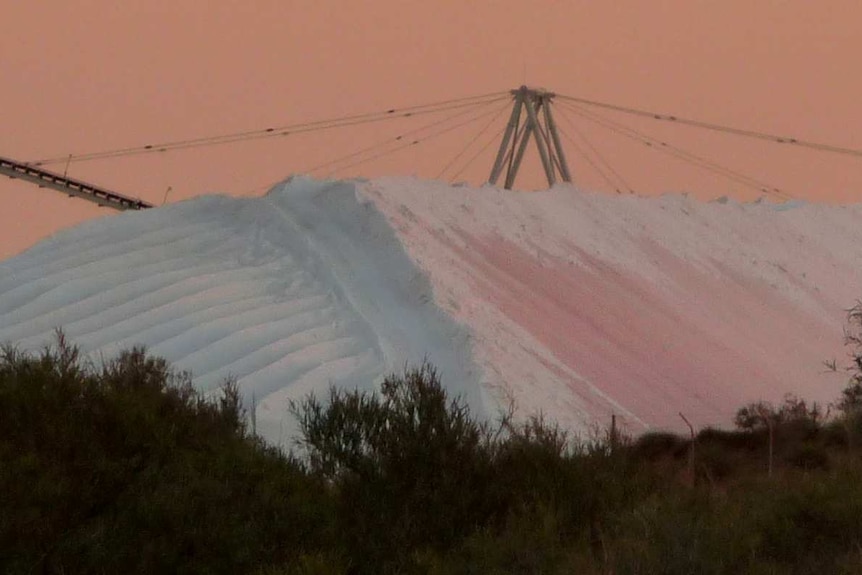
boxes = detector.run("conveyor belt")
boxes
[0,155,152,211]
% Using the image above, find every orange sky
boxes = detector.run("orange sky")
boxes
[2,1,861,259]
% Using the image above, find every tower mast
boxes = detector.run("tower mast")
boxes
[488,86,572,189]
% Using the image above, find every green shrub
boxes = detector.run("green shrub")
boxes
[292,361,498,572]
[0,334,329,574]
[631,431,688,461]
[7,329,862,574]
[785,442,830,471]
[698,426,762,450]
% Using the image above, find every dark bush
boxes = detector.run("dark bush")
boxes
[631,431,688,461]
[6,329,862,574]
[292,361,498,572]
[785,443,830,471]
[697,426,762,451]
[0,334,329,574]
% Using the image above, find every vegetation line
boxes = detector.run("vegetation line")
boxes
[4,305,862,573]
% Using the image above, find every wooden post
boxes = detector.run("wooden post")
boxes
[767,417,774,478]
[757,405,774,477]
[679,412,696,486]
[251,390,257,436]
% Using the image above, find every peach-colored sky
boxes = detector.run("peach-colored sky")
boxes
[2,1,861,259]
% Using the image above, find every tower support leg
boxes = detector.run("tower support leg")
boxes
[488,86,574,190]
[489,93,523,185]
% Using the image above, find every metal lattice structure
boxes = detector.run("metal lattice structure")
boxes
[489,86,572,190]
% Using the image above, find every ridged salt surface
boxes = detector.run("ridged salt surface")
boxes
[0,178,479,443]
[2,176,862,440]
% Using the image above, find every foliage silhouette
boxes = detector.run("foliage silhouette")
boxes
[5,324,862,574]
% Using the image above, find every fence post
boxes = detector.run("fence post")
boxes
[679,412,696,486]
[756,405,774,477]
[251,391,257,436]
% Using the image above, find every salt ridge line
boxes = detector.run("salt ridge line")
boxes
[1,176,861,438]
[0,178,481,444]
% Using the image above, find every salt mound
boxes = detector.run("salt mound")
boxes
[3,175,861,440]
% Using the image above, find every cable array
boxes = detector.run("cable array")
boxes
[32,92,509,166]
[557,93,862,159]
[304,97,510,177]
[18,88,858,201]
[556,100,792,200]
[449,124,509,182]
[552,106,635,194]
[436,102,511,180]
[321,99,511,177]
